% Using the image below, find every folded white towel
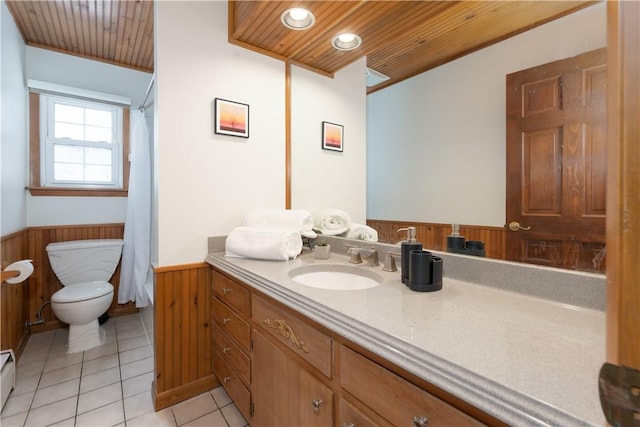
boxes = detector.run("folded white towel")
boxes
[312,209,352,236]
[344,224,378,242]
[243,209,317,239]
[225,227,302,261]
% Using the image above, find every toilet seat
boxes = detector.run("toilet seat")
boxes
[51,281,113,303]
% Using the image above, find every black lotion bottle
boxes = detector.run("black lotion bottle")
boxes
[398,226,422,285]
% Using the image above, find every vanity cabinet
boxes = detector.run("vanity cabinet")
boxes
[211,267,496,426]
[252,329,333,426]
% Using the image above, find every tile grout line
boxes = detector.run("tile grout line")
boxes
[22,330,57,427]
[114,319,128,427]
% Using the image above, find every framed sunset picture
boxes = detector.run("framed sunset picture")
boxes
[214,98,249,138]
[322,121,343,152]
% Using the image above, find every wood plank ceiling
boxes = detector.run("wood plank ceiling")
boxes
[5,0,154,72]
[6,0,597,93]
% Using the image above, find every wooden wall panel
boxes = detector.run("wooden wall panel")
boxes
[26,223,136,333]
[153,263,217,410]
[1,229,31,358]
[367,219,506,260]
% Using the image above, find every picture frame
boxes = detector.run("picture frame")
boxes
[214,98,250,138]
[322,121,344,152]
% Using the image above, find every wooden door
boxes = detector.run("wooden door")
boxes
[252,329,333,427]
[506,48,607,272]
[606,0,640,380]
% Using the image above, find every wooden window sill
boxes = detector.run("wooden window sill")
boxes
[28,187,128,197]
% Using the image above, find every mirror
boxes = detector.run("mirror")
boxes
[364,3,607,272]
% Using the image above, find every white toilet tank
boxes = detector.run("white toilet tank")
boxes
[46,239,124,286]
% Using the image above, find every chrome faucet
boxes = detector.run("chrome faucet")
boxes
[346,246,379,267]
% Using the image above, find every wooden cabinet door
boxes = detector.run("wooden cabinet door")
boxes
[506,48,607,272]
[252,329,333,427]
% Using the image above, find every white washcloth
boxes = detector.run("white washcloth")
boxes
[225,227,302,261]
[243,209,317,238]
[312,209,352,236]
[344,224,378,242]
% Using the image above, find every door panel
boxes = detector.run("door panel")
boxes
[522,127,562,214]
[506,48,606,272]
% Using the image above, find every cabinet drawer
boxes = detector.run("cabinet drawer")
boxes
[339,397,391,427]
[340,346,484,427]
[213,270,251,316]
[253,295,332,378]
[213,298,251,352]
[212,322,250,387]
[213,349,251,421]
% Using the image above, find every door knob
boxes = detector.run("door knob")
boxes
[508,221,532,232]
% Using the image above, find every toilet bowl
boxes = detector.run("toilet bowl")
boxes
[46,239,123,353]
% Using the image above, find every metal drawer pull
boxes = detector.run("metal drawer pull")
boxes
[223,376,231,384]
[412,416,429,427]
[223,317,231,324]
[222,288,231,295]
[342,423,355,427]
[312,399,323,413]
[222,346,231,354]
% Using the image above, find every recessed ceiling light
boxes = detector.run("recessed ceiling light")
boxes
[281,8,315,30]
[332,33,362,51]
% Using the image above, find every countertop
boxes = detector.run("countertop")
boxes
[205,244,606,426]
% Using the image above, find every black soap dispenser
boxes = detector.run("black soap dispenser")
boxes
[398,227,422,285]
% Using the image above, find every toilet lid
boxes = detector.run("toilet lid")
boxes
[51,281,113,303]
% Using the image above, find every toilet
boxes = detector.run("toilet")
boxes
[46,239,124,353]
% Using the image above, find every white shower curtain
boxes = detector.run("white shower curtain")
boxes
[119,109,151,307]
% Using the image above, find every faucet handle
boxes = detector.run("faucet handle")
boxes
[345,245,363,264]
[383,252,401,272]
[366,248,380,267]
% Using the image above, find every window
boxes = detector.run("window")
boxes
[29,90,130,197]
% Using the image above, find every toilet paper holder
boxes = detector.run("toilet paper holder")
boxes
[1,260,34,284]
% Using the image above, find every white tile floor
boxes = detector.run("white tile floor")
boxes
[1,313,247,427]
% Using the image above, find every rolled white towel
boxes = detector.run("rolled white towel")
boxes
[225,227,302,261]
[344,224,378,242]
[243,209,317,238]
[312,209,352,236]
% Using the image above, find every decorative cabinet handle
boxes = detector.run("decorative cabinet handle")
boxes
[262,318,309,353]
[223,376,231,384]
[342,423,355,427]
[311,399,324,413]
[412,416,429,427]
[222,288,231,295]
[222,346,231,354]
[508,221,532,232]
[223,317,231,324]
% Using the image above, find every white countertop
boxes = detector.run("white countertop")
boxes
[205,249,606,426]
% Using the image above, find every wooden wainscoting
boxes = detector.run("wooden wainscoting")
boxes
[1,229,31,359]
[153,262,218,411]
[367,219,506,260]
[26,224,136,333]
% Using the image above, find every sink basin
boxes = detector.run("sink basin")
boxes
[289,264,382,290]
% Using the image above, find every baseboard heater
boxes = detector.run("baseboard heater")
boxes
[1,350,15,410]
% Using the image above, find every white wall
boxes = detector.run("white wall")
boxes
[1,2,28,236]
[155,1,286,265]
[24,47,152,227]
[291,58,367,223]
[367,2,606,227]
[155,1,368,265]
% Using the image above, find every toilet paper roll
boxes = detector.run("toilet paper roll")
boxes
[4,260,34,284]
